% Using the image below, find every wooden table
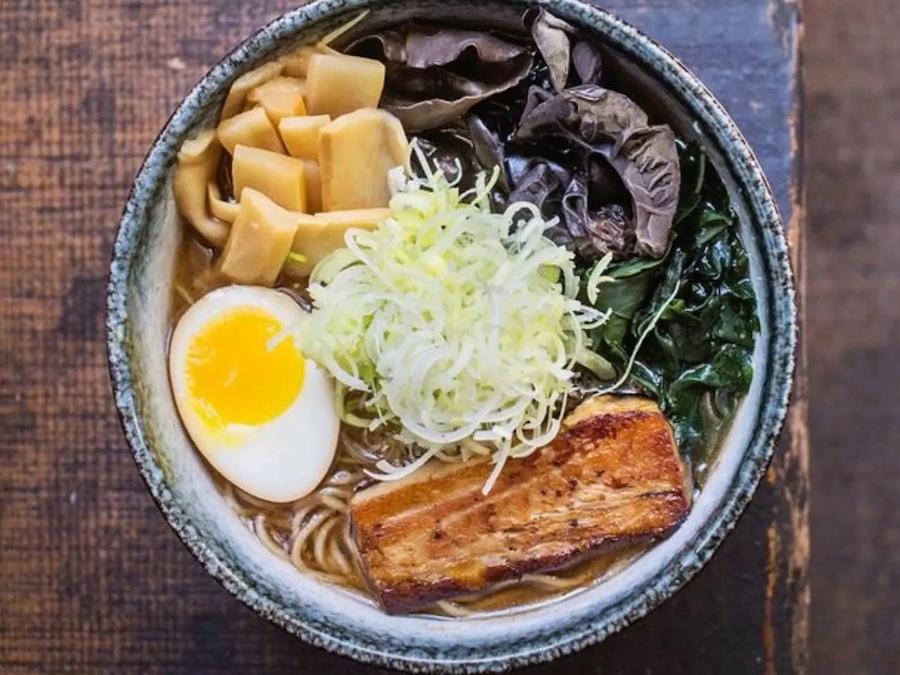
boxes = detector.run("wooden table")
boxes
[0,1,807,672]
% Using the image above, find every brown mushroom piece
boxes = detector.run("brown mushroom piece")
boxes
[173,130,230,246]
[347,27,531,132]
[514,85,680,259]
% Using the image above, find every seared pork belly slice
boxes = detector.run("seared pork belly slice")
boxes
[349,395,692,613]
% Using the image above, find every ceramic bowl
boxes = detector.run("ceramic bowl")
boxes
[106,0,797,671]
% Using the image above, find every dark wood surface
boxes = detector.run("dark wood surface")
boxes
[805,1,900,674]
[0,1,807,673]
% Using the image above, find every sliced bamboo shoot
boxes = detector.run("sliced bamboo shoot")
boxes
[173,129,230,246]
[217,107,285,155]
[318,109,408,211]
[207,183,239,223]
[221,62,284,120]
[232,145,307,212]
[280,46,319,78]
[286,207,389,277]
[260,92,307,125]
[247,77,308,125]
[302,160,322,213]
[305,53,385,118]
[219,188,300,286]
[279,115,331,160]
[247,76,307,103]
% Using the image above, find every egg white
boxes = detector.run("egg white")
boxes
[169,285,339,503]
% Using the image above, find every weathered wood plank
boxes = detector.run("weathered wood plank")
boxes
[804,0,900,672]
[0,0,807,673]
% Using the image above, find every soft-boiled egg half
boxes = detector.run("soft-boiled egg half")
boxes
[169,285,338,503]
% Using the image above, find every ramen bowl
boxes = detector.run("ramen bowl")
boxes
[106,0,796,670]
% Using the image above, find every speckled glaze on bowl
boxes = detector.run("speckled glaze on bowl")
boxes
[106,0,796,671]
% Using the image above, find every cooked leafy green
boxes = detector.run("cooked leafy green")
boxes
[583,142,759,477]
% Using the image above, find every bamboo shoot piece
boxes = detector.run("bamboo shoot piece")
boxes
[221,62,284,120]
[280,46,319,78]
[279,115,331,160]
[173,130,230,246]
[247,77,308,125]
[305,53,385,118]
[217,107,286,155]
[219,188,300,286]
[318,109,408,211]
[247,76,307,103]
[207,183,239,223]
[232,145,307,212]
[286,207,389,277]
[302,160,322,213]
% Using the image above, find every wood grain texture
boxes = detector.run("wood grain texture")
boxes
[805,0,900,673]
[0,0,806,673]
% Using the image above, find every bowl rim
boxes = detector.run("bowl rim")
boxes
[106,0,797,670]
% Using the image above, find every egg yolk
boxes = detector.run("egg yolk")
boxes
[185,307,305,429]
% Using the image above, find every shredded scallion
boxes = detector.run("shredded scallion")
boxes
[299,153,612,493]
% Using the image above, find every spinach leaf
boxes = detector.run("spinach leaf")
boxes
[582,142,759,479]
[585,252,664,346]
